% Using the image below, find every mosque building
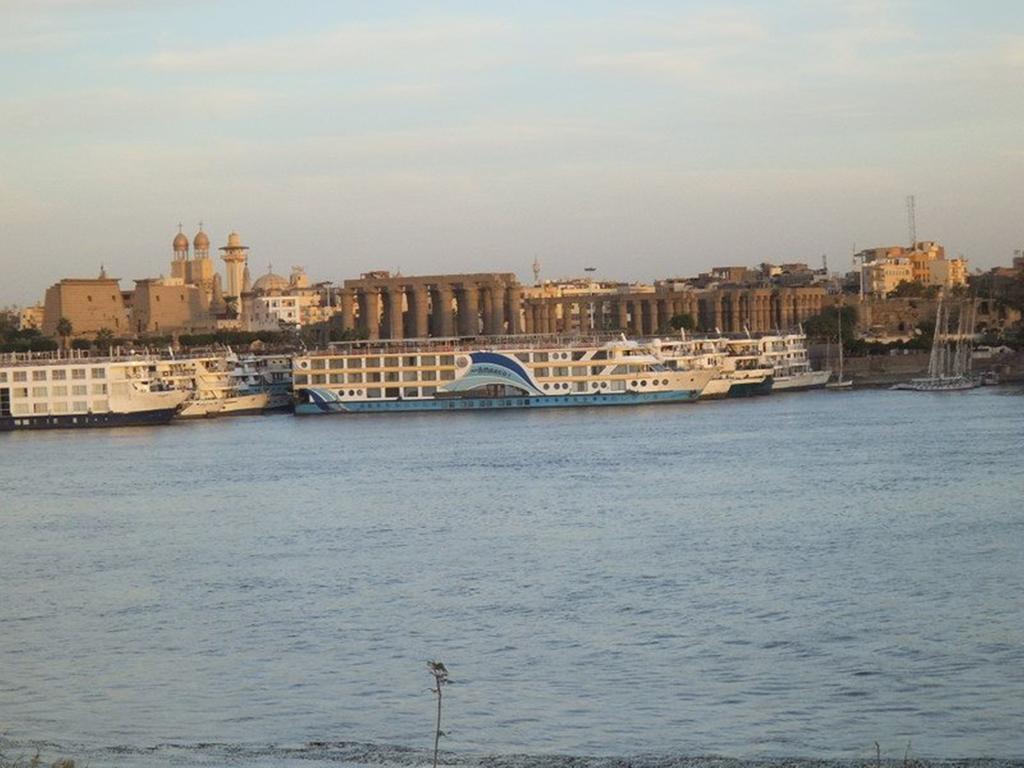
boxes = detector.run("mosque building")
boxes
[241,264,332,331]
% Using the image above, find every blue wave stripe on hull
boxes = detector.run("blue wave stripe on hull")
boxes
[295,390,699,415]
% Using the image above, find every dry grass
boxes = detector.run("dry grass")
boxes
[0,751,75,768]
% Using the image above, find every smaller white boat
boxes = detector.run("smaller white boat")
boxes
[891,296,979,392]
[156,355,270,418]
[755,331,830,392]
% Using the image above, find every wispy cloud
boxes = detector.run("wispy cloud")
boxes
[1,86,273,137]
[149,17,511,74]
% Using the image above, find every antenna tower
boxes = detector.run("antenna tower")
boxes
[532,255,541,284]
[906,194,917,248]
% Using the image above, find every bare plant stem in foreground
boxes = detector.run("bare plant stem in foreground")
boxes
[427,661,450,768]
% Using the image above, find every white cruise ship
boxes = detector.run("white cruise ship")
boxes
[231,353,294,411]
[293,338,715,415]
[653,336,773,399]
[745,332,830,391]
[0,355,187,431]
[154,356,270,418]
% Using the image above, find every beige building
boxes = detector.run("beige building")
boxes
[240,266,329,331]
[928,257,969,289]
[863,258,913,297]
[131,277,212,336]
[858,241,967,296]
[42,269,129,338]
[18,304,44,331]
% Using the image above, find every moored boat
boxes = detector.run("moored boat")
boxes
[653,336,773,399]
[154,356,271,418]
[1,355,187,431]
[753,332,830,391]
[891,296,979,392]
[293,338,714,415]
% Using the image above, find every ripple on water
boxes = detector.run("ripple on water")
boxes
[0,389,1023,763]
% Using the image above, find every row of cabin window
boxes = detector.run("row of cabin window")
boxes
[296,370,458,386]
[306,349,610,369]
[360,387,436,399]
[0,368,106,383]
[7,384,106,398]
[310,355,457,369]
[8,400,107,415]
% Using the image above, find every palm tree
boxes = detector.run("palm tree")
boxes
[95,328,115,349]
[56,316,73,350]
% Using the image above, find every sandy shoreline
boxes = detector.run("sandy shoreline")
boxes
[3,739,1023,768]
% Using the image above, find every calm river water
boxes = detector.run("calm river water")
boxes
[1,387,1022,767]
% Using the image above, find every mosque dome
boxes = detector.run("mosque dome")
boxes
[173,231,189,251]
[252,268,289,293]
[194,229,210,250]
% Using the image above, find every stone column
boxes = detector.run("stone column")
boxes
[410,285,430,338]
[481,286,495,335]
[616,300,628,330]
[459,284,479,336]
[714,293,724,331]
[492,284,506,334]
[629,300,643,335]
[432,285,453,337]
[507,286,523,334]
[648,299,660,335]
[361,289,381,340]
[340,289,355,332]
[384,287,404,339]
[560,300,573,334]
[547,301,559,334]
[730,291,742,333]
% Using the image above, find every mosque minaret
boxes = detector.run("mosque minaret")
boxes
[219,231,249,300]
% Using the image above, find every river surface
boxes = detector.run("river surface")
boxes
[1,387,1022,767]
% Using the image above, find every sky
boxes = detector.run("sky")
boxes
[1,0,1023,305]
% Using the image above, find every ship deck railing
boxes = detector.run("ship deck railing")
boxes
[312,329,810,357]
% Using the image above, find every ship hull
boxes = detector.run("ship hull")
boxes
[178,392,270,418]
[890,376,979,392]
[296,388,701,415]
[771,370,831,392]
[1,407,179,432]
[699,376,773,400]
[727,376,774,398]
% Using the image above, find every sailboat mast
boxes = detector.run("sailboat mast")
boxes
[927,297,942,379]
[837,306,844,379]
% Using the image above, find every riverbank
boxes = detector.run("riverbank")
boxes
[3,740,1023,768]
[807,349,1024,387]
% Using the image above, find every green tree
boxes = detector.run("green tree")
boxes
[668,313,696,331]
[56,316,73,349]
[803,305,858,347]
[889,280,940,299]
[95,328,115,348]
